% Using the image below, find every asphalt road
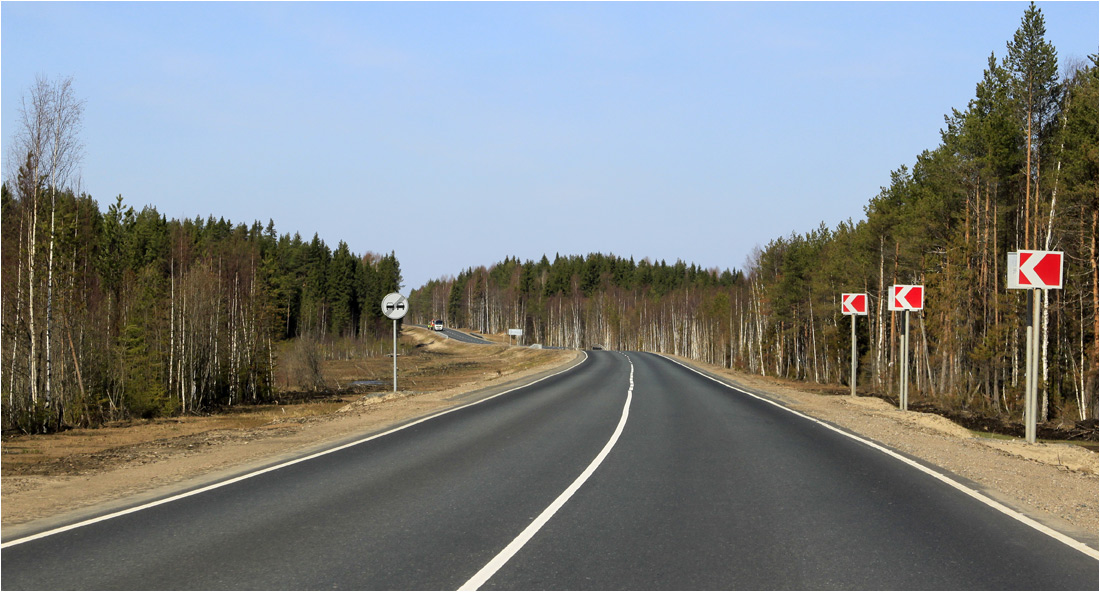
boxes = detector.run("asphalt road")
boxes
[437,327,494,345]
[3,351,1097,590]
[414,324,495,345]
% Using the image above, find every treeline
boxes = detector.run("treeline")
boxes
[1,184,401,433]
[412,6,1097,423]
[410,254,742,351]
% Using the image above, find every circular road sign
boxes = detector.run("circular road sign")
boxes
[381,292,409,320]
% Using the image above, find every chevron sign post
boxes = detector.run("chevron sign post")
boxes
[888,285,923,411]
[1007,250,1063,289]
[887,285,924,311]
[841,294,868,397]
[1007,251,1064,444]
[841,293,868,316]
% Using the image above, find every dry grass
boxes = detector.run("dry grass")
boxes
[1,327,570,479]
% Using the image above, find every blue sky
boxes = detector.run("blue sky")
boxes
[3,1,1098,290]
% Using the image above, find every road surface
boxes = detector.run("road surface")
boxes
[437,327,494,345]
[415,324,495,345]
[3,351,1096,590]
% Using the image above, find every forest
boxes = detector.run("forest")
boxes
[1,78,402,434]
[2,5,1095,432]
[411,6,1098,425]
[1,177,402,433]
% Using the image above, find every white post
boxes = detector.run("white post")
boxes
[1029,288,1038,435]
[900,311,910,411]
[1005,251,1062,443]
[850,314,857,397]
[1026,288,1041,443]
[393,319,398,393]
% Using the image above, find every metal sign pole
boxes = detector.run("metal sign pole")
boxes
[1032,288,1042,442]
[908,311,913,410]
[1024,297,1033,443]
[850,314,857,397]
[1027,288,1041,443]
[900,311,910,411]
[1029,286,1038,437]
[393,319,398,393]
[381,292,408,394]
[1006,251,1064,443]
[888,286,921,412]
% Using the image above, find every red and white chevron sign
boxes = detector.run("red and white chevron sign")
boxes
[841,293,868,315]
[888,285,923,311]
[1007,251,1063,290]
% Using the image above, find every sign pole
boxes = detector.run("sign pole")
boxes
[1029,288,1038,440]
[1006,251,1063,443]
[887,285,922,412]
[841,293,867,397]
[1029,286,1038,437]
[1027,288,1041,443]
[900,311,909,411]
[1024,297,1033,443]
[393,319,398,393]
[850,314,857,398]
[380,292,409,395]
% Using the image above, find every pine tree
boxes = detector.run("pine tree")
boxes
[1005,1,1059,249]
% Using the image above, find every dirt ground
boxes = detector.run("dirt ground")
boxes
[3,337,1097,550]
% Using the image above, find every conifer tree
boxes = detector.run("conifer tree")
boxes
[1005,1,1059,248]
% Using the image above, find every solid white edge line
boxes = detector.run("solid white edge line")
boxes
[0,351,590,550]
[458,353,635,591]
[656,353,1100,561]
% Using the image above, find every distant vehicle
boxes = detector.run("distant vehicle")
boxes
[431,320,444,331]
[590,344,604,350]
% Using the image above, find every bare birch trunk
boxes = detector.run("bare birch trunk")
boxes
[28,187,38,406]
[8,214,26,410]
[1092,209,1099,419]
[45,188,55,407]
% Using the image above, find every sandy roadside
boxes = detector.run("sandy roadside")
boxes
[3,347,1097,552]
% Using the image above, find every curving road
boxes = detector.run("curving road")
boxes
[3,352,1096,590]
[437,327,494,345]
[414,324,495,345]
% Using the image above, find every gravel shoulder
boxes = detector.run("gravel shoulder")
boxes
[4,344,1097,554]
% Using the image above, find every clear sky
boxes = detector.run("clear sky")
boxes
[3,1,1098,290]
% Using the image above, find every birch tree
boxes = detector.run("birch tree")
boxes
[5,75,84,424]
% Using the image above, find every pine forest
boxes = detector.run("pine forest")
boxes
[3,5,1097,433]
[411,8,1098,426]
